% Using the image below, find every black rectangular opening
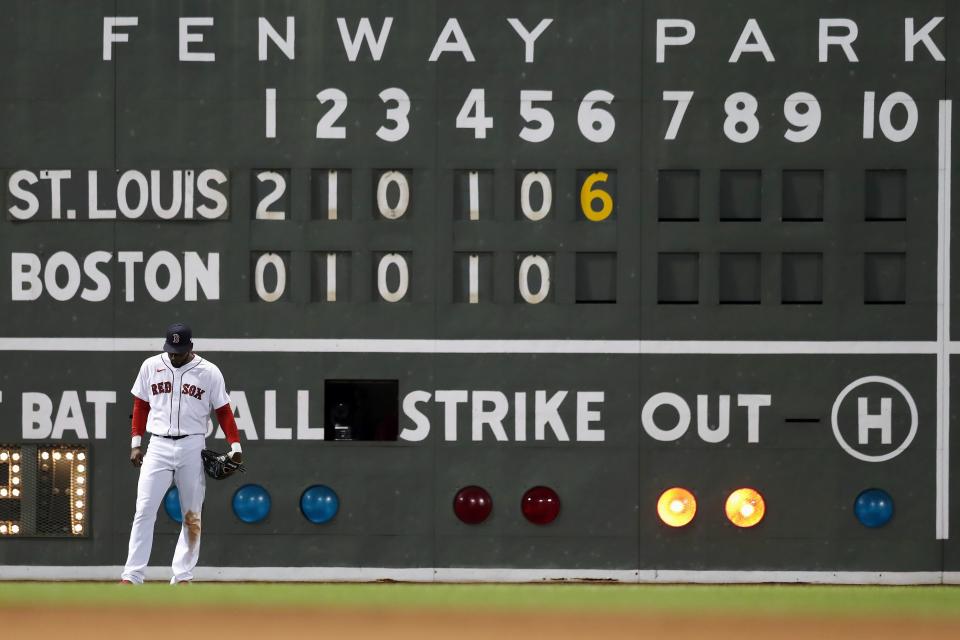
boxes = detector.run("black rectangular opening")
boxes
[781,253,823,304]
[782,170,823,221]
[864,252,906,304]
[324,380,399,441]
[719,252,761,304]
[575,252,617,303]
[865,170,906,221]
[658,170,699,221]
[719,170,761,221]
[657,253,699,304]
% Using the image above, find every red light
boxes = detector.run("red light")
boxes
[453,486,493,524]
[521,486,560,525]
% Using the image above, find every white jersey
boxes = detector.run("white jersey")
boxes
[131,353,230,437]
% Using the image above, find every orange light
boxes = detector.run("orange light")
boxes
[657,487,697,527]
[725,488,765,528]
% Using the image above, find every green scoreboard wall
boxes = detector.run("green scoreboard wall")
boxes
[0,0,958,582]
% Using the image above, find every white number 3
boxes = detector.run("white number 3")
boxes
[378,87,410,142]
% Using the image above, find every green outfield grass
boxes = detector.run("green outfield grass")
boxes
[0,582,959,618]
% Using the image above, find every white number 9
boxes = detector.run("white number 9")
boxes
[783,92,821,143]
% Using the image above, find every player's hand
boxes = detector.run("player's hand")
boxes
[130,447,143,467]
[227,450,242,464]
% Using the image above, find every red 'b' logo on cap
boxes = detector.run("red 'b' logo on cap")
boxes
[172,333,180,344]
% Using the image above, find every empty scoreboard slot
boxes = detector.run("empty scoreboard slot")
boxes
[658,170,700,221]
[781,253,823,304]
[719,170,761,221]
[718,252,761,304]
[864,170,906,221]
[657,253,699,304]
[864,252,906,304]
[575,252,617,304]
[324,380,399,441]
[782,170,824,221]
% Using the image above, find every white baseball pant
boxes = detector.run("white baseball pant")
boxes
[121,434,206,584]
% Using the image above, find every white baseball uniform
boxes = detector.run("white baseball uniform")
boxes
[121,352,238,584]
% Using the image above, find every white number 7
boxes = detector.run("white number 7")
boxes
[663,90,694,140]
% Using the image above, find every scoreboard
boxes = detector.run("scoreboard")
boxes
[0,0,958,582]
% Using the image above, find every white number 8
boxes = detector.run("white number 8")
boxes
[723,92,759,143]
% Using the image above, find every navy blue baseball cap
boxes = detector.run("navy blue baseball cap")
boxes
[163,322,193,354]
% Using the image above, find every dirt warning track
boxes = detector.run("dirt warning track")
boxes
[5,606,960,640]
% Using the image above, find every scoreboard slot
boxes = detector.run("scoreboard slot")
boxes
[863,253,907,304]
[719,170,762,221]
[310,169,352,221]
[781,253,824,304]
[658,170,700,221]
[864,170,907,221]
[574,253,617,304]
[782,170,824,222]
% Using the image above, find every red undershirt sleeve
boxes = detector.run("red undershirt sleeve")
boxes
[214,404,241,445]
[132,397,149,438]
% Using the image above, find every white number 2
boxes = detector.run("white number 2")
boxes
[255,171,286,220]
[316,88,347,139]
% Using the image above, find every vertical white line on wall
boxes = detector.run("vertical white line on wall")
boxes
[326,253,337,302]
[327,170,338,220]
[468,255,479,304]
[468,171,480,220]
[937,99,952,540]
[265,88,276,138]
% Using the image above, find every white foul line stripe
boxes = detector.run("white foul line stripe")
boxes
[0,565,951,585]
[0,337,944,354]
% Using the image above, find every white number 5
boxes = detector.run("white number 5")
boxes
[519,90,554,143]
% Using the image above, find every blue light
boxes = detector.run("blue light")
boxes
[232,484,272,524]
[300,485,340,524]
[163,486,182,523]
[854,488,894,528]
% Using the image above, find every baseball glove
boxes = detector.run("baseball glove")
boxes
[201,449,245,480]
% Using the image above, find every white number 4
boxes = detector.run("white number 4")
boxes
[457,88,494,139]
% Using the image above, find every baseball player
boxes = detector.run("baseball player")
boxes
[120,322,242,585]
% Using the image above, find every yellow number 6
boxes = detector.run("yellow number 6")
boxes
[580,172,613,221]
